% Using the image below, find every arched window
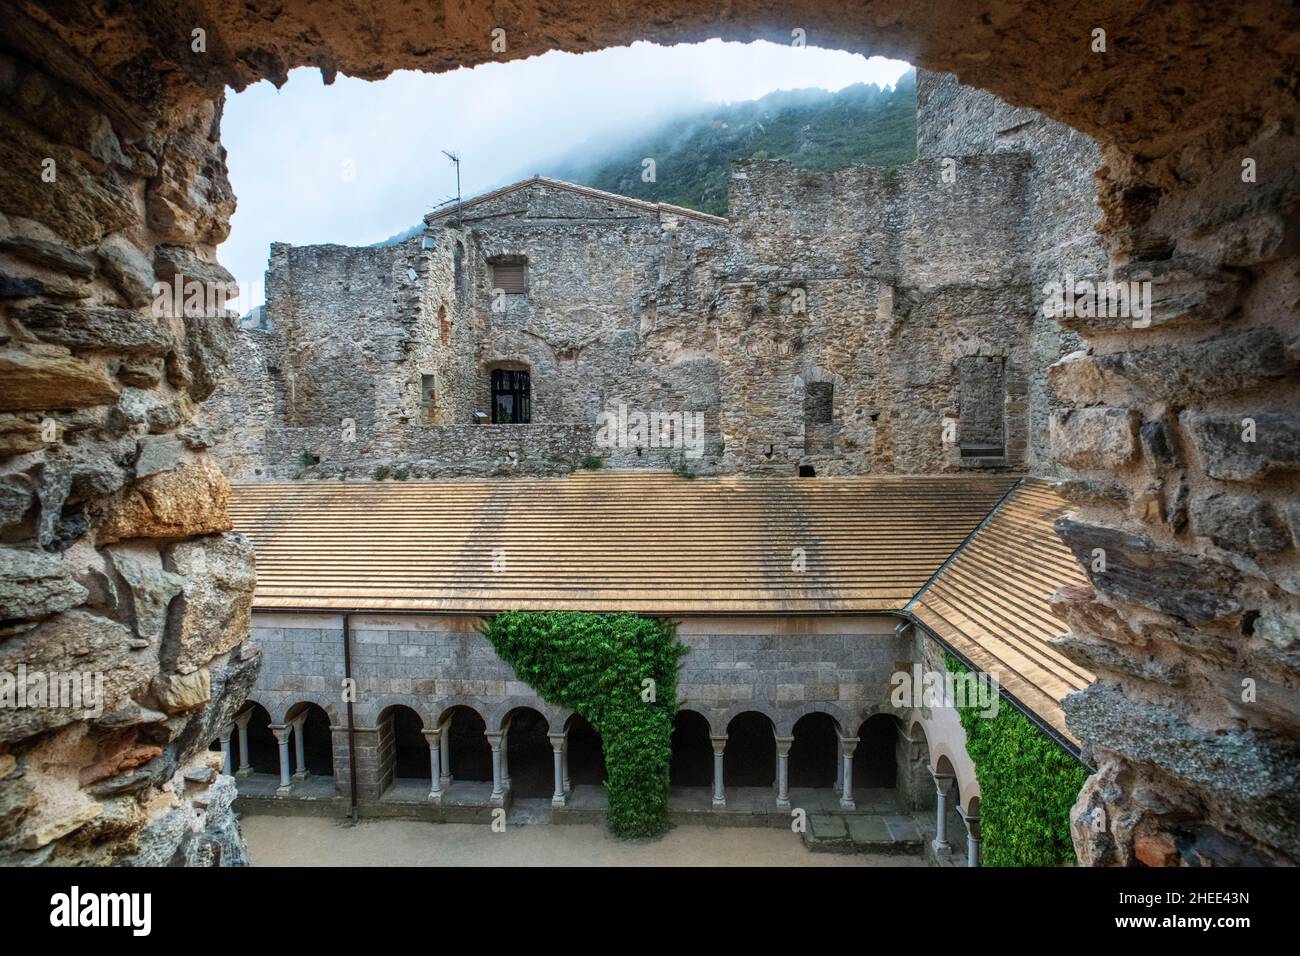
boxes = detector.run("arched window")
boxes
[491,367,530,423]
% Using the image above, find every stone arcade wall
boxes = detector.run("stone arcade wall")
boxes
[247,611,910,799]
[2,0,1296,869]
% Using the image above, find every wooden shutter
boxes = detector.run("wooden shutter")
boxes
[493,262,526,294]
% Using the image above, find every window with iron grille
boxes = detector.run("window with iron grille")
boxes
[490,368,530,423]
[491,261,526,294]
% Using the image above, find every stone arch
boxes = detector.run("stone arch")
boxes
[774,702,848,738]
[375,703,429,790]
[433,697,489,729]
[498,705,553,798]
[933,746,980,813]
[364,694,433,730]
[282,701,335,777]
[724,710,778,789]
[669,708,714,788]
[719,702,783,737]
[489,697,555,732]
[789,712,841,789]
[282,696,341,727]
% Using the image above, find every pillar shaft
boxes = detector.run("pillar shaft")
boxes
[234,713,253,777]
[218,724,233,776]
[548,732,567,808]
[710,735,727,809]
[839,736,859,810]
[932,772,955,853]
[486,732,505,806]
[775,736,793,809]
[270,725,292,793]
[423,730,443,803]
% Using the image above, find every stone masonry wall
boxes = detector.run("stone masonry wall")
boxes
[0,47,257,864]
[248,611,909,798]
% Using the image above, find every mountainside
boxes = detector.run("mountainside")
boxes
[374,70,916,244]
[544,70,917,216]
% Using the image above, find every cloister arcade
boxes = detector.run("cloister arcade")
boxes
[212,698,982,861]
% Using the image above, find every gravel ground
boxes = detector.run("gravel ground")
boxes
[241,815,925,867]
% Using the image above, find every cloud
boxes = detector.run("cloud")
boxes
[218,40,910,312]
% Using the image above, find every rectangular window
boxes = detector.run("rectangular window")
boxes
[492,262,526,294]
[490,368,530,424]
[958,356,1006,459]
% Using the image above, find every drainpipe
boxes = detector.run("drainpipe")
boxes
[342,611,359,821]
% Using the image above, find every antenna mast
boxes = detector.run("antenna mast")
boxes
[442,150,462,226]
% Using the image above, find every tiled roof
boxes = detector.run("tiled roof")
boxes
[422,176,729,226]
[907,478,1094,745]
[229,473,1018,614]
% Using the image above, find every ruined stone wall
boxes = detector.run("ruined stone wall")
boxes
[917,69,1105,473]
[0,50,255,864]
[717,156,1034,475]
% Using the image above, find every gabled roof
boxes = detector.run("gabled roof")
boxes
[906,478,1094,746]
[423,176,729,226]
[229,473,1016,614]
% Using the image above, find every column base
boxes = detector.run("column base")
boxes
[551,795,567,809]
[439,774,452,788]
[276,783,293,796]
[236,767,254,778]
[776,797,791,810]
[292,770,309,781]
[427,790,443,805]
[932,839,952,854]
[490,792,507,808]
[839,798,857,811]
[711,797,726,810]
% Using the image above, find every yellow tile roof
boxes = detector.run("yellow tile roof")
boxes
[229,473,1019,614]
[907,478,1094,744]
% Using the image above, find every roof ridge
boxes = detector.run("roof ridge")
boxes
[423,175,728,225]
[903,476,1026,612]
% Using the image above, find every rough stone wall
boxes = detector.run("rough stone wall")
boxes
[2,0,1296,869]
[918,69,1106,473]
[717,156,1034,474]
[248,611,909,797]
[0,49,256,864]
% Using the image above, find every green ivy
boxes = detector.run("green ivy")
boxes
[481,611,688,838]
[945,653,1088,866]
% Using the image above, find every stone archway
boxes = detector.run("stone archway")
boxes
[1,1,1296,867]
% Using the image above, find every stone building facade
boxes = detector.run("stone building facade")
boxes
[202,70,1106,482]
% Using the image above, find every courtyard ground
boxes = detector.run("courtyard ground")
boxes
[241,815,926,866]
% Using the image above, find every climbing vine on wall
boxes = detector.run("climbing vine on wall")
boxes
[482,611,688,838]
[945,654,1089,866]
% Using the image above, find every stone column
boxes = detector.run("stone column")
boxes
[500,726,511,793]
[960,807,982,867]
[774,735,794,809]
[486,732,505,807]
[270,724,293,794]
[218,723,234,776]
[839,736,859,810]
[710,735,727,809]
[439,725,452,787]
[234,710,253,777]
[562,737,571,794]
[422,729,443,804]
[932,771,955,853]
[834,738,843,794]
[290,714,308,780]
[547,732,567,808]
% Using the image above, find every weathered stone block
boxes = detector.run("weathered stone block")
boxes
[1050,406,1139,471]
[0,546,87,619]
[13,304,172,355]
[0,347,120,412]
[1183,412,1300,481]
[1056,518,1241,624]
[94,456,232,544]
[1189,494,1290,555]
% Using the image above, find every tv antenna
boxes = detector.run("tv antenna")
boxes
[442,150,462,226]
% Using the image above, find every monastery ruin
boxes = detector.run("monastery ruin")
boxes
[0,0,1296,869]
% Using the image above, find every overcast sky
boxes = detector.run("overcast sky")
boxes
[218,41,910,312]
